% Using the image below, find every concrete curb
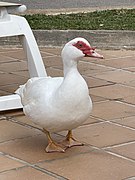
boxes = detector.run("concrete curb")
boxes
[25,6,135,15]
[1,30,135,49]
[33,30,135,49]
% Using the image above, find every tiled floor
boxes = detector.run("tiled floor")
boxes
[0,47,135,180]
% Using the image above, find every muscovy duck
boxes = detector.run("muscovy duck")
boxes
[16,37,103,153]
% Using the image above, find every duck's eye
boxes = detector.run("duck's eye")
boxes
[78,44,83,48]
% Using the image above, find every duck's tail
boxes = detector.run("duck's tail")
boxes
[15,78,38,98]
[15,84,25,96]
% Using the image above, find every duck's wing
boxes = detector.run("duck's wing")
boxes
[15,77,42,99]
[15,76,63,106]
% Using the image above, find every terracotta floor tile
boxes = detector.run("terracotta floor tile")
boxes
[46,67,63,77]
[0,48,15,52]
[90,84,135,101]
[40,51,57,58]
[68,122,135,148]
[0,134,91,164]
[0,166,56,180]
[0,120,41,143]
[100,50,135,59]
[43,56,63,69]
[91,94,107,102]
[124,67,135,72]
[92,101,135,120]
[12,70,29,78]
[126,79,135,87]
[0,55,18,63]
[122,95,135,105]
[41,47,62,56]
[13,113,42,129]
[112,116,135,129]
[1,49,26,61]
[82,116,102,125]
[107,142,135,161]
[0,84,22,94]
[38,150,135,180]
[0,73,27,86]
[0,90,10,96]
[124,176,135,180]
[78,61,113,76]
[93,56,135,69]
[83,76,113,88]
[94,70,135,85]
[84,50,116,62]
[0,155,24,173]
[0,61,27,73]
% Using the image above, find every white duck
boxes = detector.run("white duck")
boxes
[16,37,103,153]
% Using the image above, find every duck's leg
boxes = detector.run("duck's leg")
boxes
[43,129,66,153]
[62,130,84,148]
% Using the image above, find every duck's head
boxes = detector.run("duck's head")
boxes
[61,37,103,61]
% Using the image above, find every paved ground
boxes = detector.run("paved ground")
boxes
[0,47,135,179]
[2,0,135,9]
[1,0,135,14]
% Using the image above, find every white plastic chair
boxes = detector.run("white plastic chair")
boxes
[0,3,47,111]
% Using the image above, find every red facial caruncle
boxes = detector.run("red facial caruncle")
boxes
[73,41,103,59]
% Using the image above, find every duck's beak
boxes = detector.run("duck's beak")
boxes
[87,51,104,59]
[84,47,104,59]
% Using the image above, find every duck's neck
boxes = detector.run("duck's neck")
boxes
[63,57,79,77]
[59,56,88,98]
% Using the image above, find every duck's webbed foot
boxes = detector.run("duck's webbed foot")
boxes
[43,129,66,153]
[62,130,84,148]
[46,141,66,153]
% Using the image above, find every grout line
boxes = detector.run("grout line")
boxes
[91,118,135,131]
[121,100,135,107]
[89,82,116,89]
[35,145,101,164]
[1,153,68,180]
[114,100,135,107]
[122,176,135,180]
[103,140,135,149]
[90,115,107,122]
[80,115,135,131]
[0,116,7,120]
[105,150,135,163]
[80,60,116,70]
[85,144,135,163]
[0,135,38,144]
[7,117,43,132]
[40,51,60,56]
[79,117,135,131]
[90,82,135,90]
[0,51,23,54]
[79,120,105,128]
[92,99,110,104]
[86,144,135,163]
[84,56,135,73]
[103,55,135,61]
[0,166,28,174]
[0,151,4,155]
[33,165,69,180]
[108,121,135,131]
[86,61,135,75]
[92,98,135,108]
[42,55,59,58]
